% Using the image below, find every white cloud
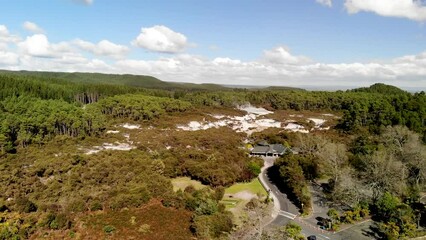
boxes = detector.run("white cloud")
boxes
[18,34,52,57]
[316,0,332,7]
[213,57,242,65]
[0,42,8,51]
[0,25,21,43]
[0,51,19,65]
[23,21,45,34]
[263,46,312,65]
[345,0,426,22]
[0,24,425,89]
[132,25,188,53]
[74,39,129,58]
[0,25,8,36]
[73,0,93,5]
[112,49,426,88]
[18,34,73,58]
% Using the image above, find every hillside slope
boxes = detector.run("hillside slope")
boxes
[0,70,227,91]
[349,83,409,95]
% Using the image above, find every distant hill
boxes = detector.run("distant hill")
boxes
[350,83,408,95]
[0,70,310,92]
[222,84,305,91]
[0,70,227,91]
[263,86,305,91]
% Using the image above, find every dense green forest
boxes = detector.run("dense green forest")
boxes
[0,70,227,91]
[0,70,425,239]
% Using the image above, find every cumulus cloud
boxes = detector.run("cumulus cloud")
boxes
[74,39,129,58]
[18,34,52,57]
[0,23,425,89]
[23,21,45,34]
[316,0,333,7]
[132,25,188,53]
[111,49,426,88]
[18,34,66,58]
[263,46,312,65]
[0,51,19,65]
[18,34,75,59]
[345,0,426,22]
[0,25,21,43]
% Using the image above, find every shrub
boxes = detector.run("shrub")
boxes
[284,222,304,240]
[195,199,218,215]
[331,223,340,231]
[44,212,72,230]
[360,208,370,218]
[0,200,8,212]
[137,224,151,234]
[327,208,340,223]
[210,212,233,238]
[245,198,260,210]
[89,201,103,211]
[184,185,196,194]
[191,215,210,239]
[351,207,362,221]
[66,199,86,212]
[379,222,400,240]
[343,211,355,224]
[213,187,225,201]
[247,161,261,176]
[191,212,233,239]
[110,190,150,210]
[103,225,116,234]
[15,197,37,213]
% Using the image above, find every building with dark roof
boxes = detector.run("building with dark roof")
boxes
[250,141,287,157]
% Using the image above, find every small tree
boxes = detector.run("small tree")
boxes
[284,222,304,240]
[327,208,340,224]
[213,186,225,201]
[376,192,400,220]
[379,222,400,240]
[343,211,355,224]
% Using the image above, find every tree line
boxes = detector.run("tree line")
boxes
[179,85,425,142]
[270,126,426,238]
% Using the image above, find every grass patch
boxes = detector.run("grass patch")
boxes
[225,178,267,197]
[221,198,241,209]
[222,178,268,226]
[221,197,250,227]
[171,177,207,192]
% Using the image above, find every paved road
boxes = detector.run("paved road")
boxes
[258,157,298,224]
[258,157,334,240]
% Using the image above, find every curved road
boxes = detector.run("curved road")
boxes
[259,157,333,240]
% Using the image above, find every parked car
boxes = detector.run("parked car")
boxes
[307,236,317,240]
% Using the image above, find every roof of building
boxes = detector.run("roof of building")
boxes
[251,141,287,154]
[251,145,270,153]
[271,144,286,153]
[257,140,269,146]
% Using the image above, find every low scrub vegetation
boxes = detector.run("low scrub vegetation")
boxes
[0,72,424,239]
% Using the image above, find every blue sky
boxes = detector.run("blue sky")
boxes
[0,0,426,89]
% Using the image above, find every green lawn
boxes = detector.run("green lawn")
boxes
[225,178,267,197]
[221,198,241,208]
[171,177,207,192]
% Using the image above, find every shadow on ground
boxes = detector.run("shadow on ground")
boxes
[266,165,302,213]
[362,222,382,239]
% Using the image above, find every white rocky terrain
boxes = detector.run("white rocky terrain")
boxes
[82,105,334,154]
[177,105,331,135]
[82,126,136,154]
